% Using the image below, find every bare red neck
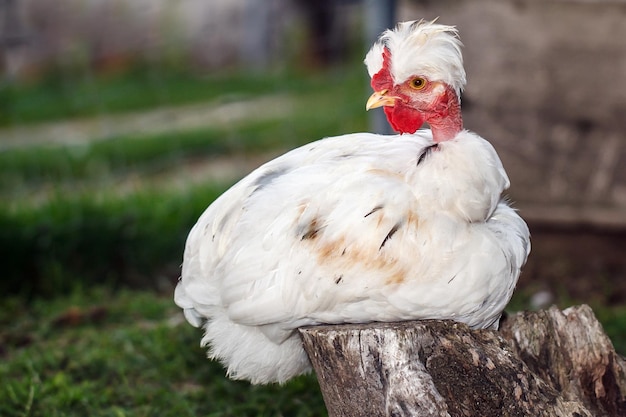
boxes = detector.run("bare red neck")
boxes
[425,85,463,143]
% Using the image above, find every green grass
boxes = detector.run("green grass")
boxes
[0,62,369,299]
[0,67,274,127]
[0,111,363,197]
[0,181,230,298]
[0,126,256,195]
[0,65,367,200]
[0,288,326,417]
[0,65,366,128]
[1,290,623,417]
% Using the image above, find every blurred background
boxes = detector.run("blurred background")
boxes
[1,0,625,415]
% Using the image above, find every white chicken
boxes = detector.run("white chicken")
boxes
[175,19,530,384]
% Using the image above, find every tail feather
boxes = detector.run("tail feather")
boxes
[174,280,205,328]
[203,313,311,384]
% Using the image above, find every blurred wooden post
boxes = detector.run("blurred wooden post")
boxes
[299,305,626,417]
[364,0,396,135]
[0,0,29,79]
[241,0,275,71]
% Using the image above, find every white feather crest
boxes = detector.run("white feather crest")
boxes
[364,19,467,96]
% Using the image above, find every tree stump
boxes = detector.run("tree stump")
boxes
[298,305,626,417]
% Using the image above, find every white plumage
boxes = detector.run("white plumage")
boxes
[365,19,466,97]
[175,20,530,384]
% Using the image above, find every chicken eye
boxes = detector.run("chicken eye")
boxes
[409,77,427,90]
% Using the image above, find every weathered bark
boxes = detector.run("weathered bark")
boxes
[298,305,626,417]
[500,305,626,416]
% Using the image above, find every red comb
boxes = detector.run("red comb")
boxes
[371,47,393,91]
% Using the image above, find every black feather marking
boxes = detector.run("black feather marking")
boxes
[417,144,438,166]
[334,275,343,284]
[300,217,323,240]
[379,223,401,250]
[301,227,320,240]
[364,205,383,218]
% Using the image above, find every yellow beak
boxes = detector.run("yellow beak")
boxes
[366,89,398,110]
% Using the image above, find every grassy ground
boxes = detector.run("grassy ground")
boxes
[0,67,303,128]
[0,64,367,297]
[0,288,326,417]
[2,64,626,416]
[0,65,361,416]
[2,288,623,417]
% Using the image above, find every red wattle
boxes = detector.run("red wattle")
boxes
[370,47,427,134]
[384,105,425,134]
